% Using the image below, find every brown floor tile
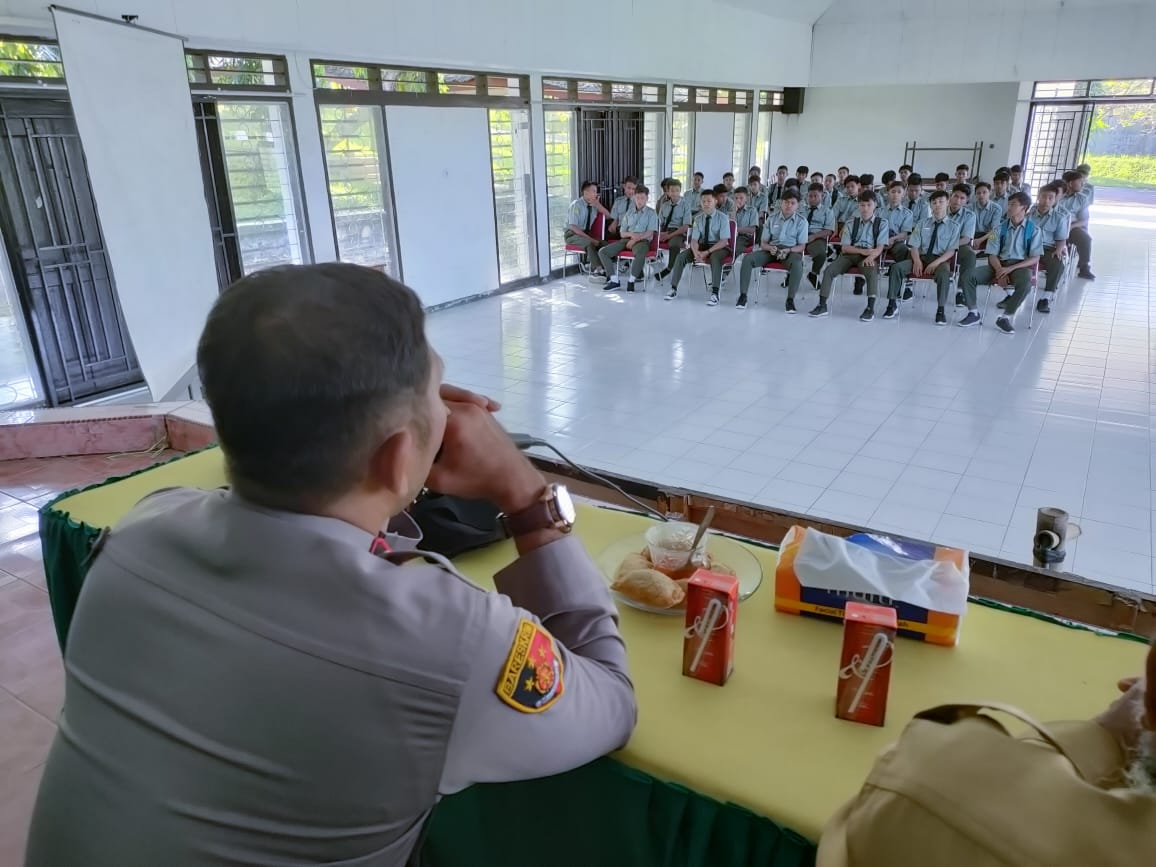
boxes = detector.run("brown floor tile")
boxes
[0,538,43,581]
[11,651,64,722]
[0,570,15,590]
[0,620,63,714]
[0,689,55,779]
[0,761,44,867]
[19,566,46,593]
[0,582,52,641]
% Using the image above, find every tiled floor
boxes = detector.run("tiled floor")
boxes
[0,449,181,865]
[428,191,1156,596]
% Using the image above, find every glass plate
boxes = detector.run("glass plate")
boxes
[595,531,764,616]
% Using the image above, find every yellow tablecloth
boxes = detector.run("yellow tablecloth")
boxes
[49,448,1145,841]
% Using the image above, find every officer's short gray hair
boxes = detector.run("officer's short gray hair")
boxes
[197,263,431,510]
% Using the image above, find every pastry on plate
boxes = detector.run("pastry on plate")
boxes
[611,567,686,609]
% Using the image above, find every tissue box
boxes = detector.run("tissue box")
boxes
[775,525,968,646]
[682,569,738,686]
[836,602,897,727]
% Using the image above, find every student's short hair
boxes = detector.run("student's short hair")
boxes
[856,190,876,203]
[844,175,861,186]
[974,180,991,191]
[907,173,923,185]
[934,172,950,183]
[808,182,824,192]
[777,164,788,172]
[634,185,649,195]
[955,163,970,172]
[693,171,704,179]
[881,170,896,184]
[1008,191,1031,209]
[952,183,972,196]
[859,173,875,185]
[1061,170,1081,183]
[749,165,761,173]
[660,177,673,190]
[784,178,800,188]
[996,166,1010,175]
[781,190,800,202]
[810,172,823,179]
[928,190,949,203]
[993,171,1011,182]
[1010,164,1023,173]
[825,173,836,180]
[723,171,735,180]
[838,165,849,172]
[734,186,748,195]
[1039,183,1060,196]
[622,176,637,185]
[748,175,760,185]
[667,178,682,189]
[796,165,809,174]
[713,183,728,194]
[899,164,913,172]
[580,180,598,193]
[887,180,905,190]
[1076,163,1091,175]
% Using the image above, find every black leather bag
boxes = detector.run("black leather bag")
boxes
[408,493,503,559]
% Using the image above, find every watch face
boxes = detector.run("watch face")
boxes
[554,485,577,524]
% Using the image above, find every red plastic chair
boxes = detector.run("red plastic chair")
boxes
[616,233,661,290]
[564,212,604,278]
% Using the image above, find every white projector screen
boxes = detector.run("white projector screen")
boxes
[53,9,219,400]
[693,113,738,187]
[385,105,499,307]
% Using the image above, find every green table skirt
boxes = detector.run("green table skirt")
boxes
[424,757,816,867]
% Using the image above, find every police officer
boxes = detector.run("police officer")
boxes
[25,264,637,867]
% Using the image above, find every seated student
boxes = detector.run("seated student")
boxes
[1028,182,1071,313]
[737,189,809,312]
[859,173,882,208]
[887,190,960,325]
[1008,164,1031,197]
[712,183,734,218]
[933,172,951,192]
[769,164,789,204]
[969,181,1003,246]
[810,171,824,192]
[731,186,759,253]
[687,171,706,215]
[783,178,802,202]
[836,165,850,191]
[747,175,769,215]
[823,173,839,208]
[607,176,637,237]
[599,185,658,292]
[954,163,970,186]
[958,190,1041,334]
[722,171,736,197]
[990,172,1011,216]
[881,169,898,191]
[748,165,762,186]
[1075,163,1095,204]
[666,188,731,305]
[833,175,862,231]
[878,181,914,267]
[1061,169,1095,280]
[810,190,889,320]
[898,164,913,184]
[905,174,930,225]
[655,179,693,277]
[803,183,837,288]
[947,183,977,301]
[795,165,810,190]
[565,180,612,281]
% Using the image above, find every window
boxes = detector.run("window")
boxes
[680,85,756,112]
[642,112,665,207]
[673,86,690,104]
[312,61,528,104]
[215,102,308,275]
[0,39,64,83]
[312,63,370,90]
[318,104,399,274]
[1032,81,1089,99]
[545,110,576,270]
[542,78,666,106]
[731,113,750,180]
[438,72,476,95]
[489,108,535,283]
[1089,78,1156,97]
[542,79,570,101]
[759,89,784,111]
[672,112,694,188]
[382,68,429,93]
[185,51,288,90]
[755,111,772,178]
[487,76,522,98]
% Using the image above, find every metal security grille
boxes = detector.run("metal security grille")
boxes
[1022,104,1093,194]
[185,50,289,92]
[0,96,140,404]
[488,108,535,283]
[577,110,643,210]
[545,110,575,270]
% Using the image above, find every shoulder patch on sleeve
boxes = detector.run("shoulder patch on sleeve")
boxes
[495,619,564,713]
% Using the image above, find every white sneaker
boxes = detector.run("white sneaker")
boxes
[664,287,677,300]
[706,292,719,307]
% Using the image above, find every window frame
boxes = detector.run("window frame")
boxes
[312,60,530,109]
[673,84,755,113]
[541,77,667,107]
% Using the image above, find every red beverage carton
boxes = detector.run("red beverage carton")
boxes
[682,569,739,686]
[836,602,897,726]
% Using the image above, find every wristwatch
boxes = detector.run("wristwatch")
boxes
[499,483,576,537]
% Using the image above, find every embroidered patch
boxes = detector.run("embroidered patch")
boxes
[495,620,564,713]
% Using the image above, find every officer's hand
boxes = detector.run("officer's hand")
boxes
[426,401,545,514]
[1096,676,1146,749]
[440,383,501,412]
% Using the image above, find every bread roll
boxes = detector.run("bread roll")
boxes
[612,568,686,609]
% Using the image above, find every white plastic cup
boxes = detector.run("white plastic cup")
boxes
[645,521,707,572]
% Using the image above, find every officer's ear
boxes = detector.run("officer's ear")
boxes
[368,427,417,499]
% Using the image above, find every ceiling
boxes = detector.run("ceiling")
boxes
[717,0,838,24]
[817,0,1141,20]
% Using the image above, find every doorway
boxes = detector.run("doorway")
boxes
[577,109,644,208]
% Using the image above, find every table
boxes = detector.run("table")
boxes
[42,448,1148,867]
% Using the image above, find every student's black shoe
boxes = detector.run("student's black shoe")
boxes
[935,309,947,326]
[1078,268,1096,280]
[882,301,898,319]
[626,284,636,292]
[657,268,671,280]
[603,281,621,292]
[785,297,797,314]
[957,311,981,327]
[707,291,719,307]
[996,297,1009,310]
[902,287,914,301]
[1036,297,1050,313]
[806,272,818,288]
[995,316,1015,335]
[859,306,874,322]
[735,295,748,309]
[809,302,829,318]
[955,291,965,307]
[664,287,677,300]
[852,279,864,296]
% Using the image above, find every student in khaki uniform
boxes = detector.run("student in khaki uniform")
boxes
[737,189,810,312]
[802,183,837,288]
[565,180,612,281]
[833,175,862,230]
[1061,169,1095,280]
[954,163,970,186]
[905,174,930,225]
[667,190,731,305]
[655,179,692,277]
[898,164,913,184]
[1008,163,1031,197]
[686,171,706,215]
[877,181,914,267]
[606,176,637,238]
[959,190,1042,334]
[859,174,883,209]
[811,190,890,320]
[713,183,734,218]
[599,185,658,293]
[969,181,1003,241]
[24,264,637,867]
[747,176,769,216]
[1075,162,1095,203]
[1028,182,1071,313]
[768,164,789,205]
[990,172,1011,217]
[819,641,1156,867]
[887,190,961,325]
[947,183,977,303]
[731,186,759,254]
[794,165,810,191]
[824,173,839,208]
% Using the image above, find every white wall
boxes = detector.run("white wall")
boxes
[811,0,1156,86]
[693,114,738,188]
[0,0,813,86]
[769,83,1020,180]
